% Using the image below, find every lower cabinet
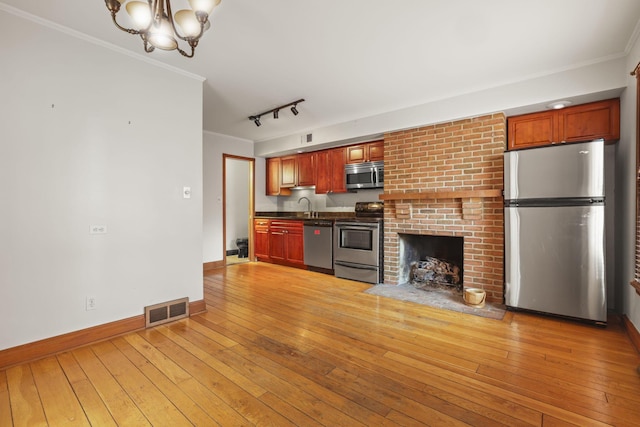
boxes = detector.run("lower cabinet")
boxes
[254,219,305,268]
[254,219,270,260]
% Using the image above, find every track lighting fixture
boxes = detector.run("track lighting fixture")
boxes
[248,99,304,127]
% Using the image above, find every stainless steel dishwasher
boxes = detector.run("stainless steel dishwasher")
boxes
[303,219,333,271]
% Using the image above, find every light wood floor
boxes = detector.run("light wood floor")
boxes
[2,262,640,426]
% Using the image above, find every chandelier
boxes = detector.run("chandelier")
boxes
[104,0,221,58]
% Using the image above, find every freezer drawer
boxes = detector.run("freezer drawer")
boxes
[504,139,604,200]
[505,205,606,323]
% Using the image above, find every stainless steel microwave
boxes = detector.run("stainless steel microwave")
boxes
[345,161,384,189]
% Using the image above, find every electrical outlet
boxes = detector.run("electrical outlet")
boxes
[86,296,96,311]
[90,225,107,234]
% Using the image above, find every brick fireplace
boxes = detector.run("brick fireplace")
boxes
[381,113,505,302]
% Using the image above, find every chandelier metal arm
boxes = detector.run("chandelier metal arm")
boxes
[110,12,143,35]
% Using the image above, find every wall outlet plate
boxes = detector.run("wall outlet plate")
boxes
[86,296,96,311]
[90,225,107,234]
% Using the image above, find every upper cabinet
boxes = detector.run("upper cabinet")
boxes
[297,152,316,187]
[315,147,347,194]
[266,157,292,196]
[346,140,384,163]
[507,98,620,150]
[265,141,383,195]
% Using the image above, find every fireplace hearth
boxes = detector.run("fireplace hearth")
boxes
[399,233,463,293]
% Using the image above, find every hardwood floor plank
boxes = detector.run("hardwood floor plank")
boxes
[0,370,14,427]
[90,340,192,425]
[5,364,47,427]
[111,336,221,426]
[4,262,640,426]
[139,327,296,426]
[29,357,89,426]
[56,352,117,427]
[71,346,151,426]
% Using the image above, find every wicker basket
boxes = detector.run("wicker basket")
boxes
[463,288,486,307]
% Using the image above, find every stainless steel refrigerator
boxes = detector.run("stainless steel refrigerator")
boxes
[504,139,607,324]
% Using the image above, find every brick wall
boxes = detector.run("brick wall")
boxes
[383,113,505,302]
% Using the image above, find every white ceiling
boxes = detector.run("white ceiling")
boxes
[3,0,640,143]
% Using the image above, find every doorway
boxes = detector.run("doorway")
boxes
[223,154,255,266]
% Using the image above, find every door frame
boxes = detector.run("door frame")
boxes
[222,154,256,265]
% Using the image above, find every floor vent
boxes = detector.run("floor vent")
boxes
[144,297,189,328]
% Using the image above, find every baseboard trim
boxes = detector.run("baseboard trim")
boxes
[0,299,206,370]
[204,260,225,271]
[622,314,640,354]
[190,299,207,315]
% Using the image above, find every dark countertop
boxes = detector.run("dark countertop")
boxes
[255,211,355,221]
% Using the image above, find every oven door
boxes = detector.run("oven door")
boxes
[334,222,380,266]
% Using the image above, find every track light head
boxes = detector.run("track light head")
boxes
[273,109,279,119]
[251,116,261,127]
[291,105,299,115]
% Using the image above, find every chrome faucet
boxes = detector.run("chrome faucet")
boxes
[298,196,312,216]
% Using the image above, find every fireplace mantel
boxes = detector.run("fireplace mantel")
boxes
[378,189,502,201]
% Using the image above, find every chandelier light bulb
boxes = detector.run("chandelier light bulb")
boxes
[125,1,152,29]
[175,10,201,37]
[189,0,220,15]
[148,16,178,50]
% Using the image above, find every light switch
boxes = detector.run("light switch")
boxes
[183,187,191,199]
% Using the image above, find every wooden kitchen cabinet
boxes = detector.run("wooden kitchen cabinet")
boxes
[346,140,384,163]
[254,219,270,260]
[507,98,620,150]
[268,220,305,267]
[266,157,291,196]
[280,155,297,188]
[507,110,556,150]
[315,147,347,194]
[296,152,316,187]
[558,98,620,143]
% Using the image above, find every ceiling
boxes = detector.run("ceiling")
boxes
[3,0,640,143]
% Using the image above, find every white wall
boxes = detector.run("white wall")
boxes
[0,11,204,350]
[203,132,275,263]
[620,38,640,330]
[255,58,628,157]
[225,158,250,251]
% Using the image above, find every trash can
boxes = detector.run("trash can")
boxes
[236,238,248,258]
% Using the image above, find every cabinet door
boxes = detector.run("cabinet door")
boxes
[297,152,315,187]
[266,158,281,195]
[559,98,620,143]
[346,144,367,163]
[269,229,286,260]
[280,156,297,188]
[254,220,270,259]
[368,140,384,161]
[285,227,305,266]
[330,147,347,193]
[314,150,331,194]
[507,111,556,150]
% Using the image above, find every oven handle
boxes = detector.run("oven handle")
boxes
[334,260,378,271]
[335,223,379,230]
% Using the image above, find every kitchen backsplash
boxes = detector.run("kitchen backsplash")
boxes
[256,188,383,213]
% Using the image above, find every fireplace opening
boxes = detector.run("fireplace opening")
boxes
[398,234,463,292]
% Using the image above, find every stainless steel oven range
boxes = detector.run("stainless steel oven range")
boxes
[334,202,383,284]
